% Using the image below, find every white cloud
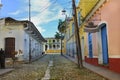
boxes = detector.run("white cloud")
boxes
[20,0,66,33]
[31,0,51,12]
[31,3,64,25]
[9,10,21,15]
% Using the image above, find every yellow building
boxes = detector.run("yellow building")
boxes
[60,0,120,74]
[60,0,100,61]
[63,0,99,60]
[65,17,77,58]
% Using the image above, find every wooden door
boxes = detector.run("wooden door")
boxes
[5,38,15,58]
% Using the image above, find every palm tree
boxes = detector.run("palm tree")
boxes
[58,19,66,33]
[55,32,61,39]
[55,19,66,55]
[54,31,64,55]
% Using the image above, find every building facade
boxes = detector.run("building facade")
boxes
[44,37,64,53]
[64,0,99,61]
[0,17,46,62]
[64,18,77,59]
[63,0,120,74]
[84,0,120,73]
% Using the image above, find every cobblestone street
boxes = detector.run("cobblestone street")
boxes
[50,54,106,80]
[0,55,51,80]
[0,54,106,80]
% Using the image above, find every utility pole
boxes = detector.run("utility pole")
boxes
[29,0,31,63]
[60,32,63,56]
[72,0,83,68]
[29,0,31,21]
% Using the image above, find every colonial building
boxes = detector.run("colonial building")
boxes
[64,17,77,58]
[62,0,99,62]
[44,37,64,54]
[84,0,120,73]
[0,17,46,62]
[62,0,120,74]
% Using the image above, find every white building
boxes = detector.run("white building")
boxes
[0,17,46,62]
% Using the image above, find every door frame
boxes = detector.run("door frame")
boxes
[97,22,109,65]
[5,37,15,58]
[101,23,109,64]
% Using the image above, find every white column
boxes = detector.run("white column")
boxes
[97,30,103,64]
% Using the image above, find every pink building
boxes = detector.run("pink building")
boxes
[84,0,120,73]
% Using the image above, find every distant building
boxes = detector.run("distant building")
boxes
[44,37,64,54]
[0,17,46,62]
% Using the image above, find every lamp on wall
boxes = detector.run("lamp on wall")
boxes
[62,9,66,15]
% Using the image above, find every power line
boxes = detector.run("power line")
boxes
[39,0,58,14]
[39,0,72,13]
[39,0,55,12]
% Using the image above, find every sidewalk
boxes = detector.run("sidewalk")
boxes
[0,68,14,76]
[63,55,120,80]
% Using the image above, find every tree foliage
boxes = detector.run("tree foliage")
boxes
[55,32,61,39]
[58,19,66,33]
[54,32,64,40]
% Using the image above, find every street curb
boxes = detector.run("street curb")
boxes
[0,69,14,76]
[24,54,47,64]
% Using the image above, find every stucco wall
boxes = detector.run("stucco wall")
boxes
[23,32,44,61]
[100,0,120,57]
[0,23,44,61]
[0,24,25,60]
[0,24,24,49]
[23,32,30,60]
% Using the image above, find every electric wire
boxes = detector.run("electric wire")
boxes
[7,0,74,20]
[38,0,58,14]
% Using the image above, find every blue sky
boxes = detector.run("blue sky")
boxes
[0,0,79,38]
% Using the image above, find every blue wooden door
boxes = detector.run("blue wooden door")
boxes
[101,25,108,64]
[88,33,93,58]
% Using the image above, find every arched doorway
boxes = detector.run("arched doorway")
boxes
[101,24,108,64]
[45,45,48,51]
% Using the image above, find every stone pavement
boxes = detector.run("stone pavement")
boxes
[0,55,50,80]
[0,68,14,76]
[0,54,46,77]
[0,54,120,80]
[63,55,120,80]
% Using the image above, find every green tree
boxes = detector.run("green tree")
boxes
[58,19,66,33]
[55,19,66,55]
[55,32,61,39]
